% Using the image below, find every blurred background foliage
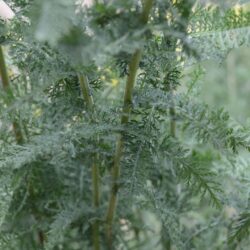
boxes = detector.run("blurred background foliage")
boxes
[179,2,250,246]
[179,46,250,249]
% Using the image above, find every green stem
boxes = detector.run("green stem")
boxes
[105,0,154,247]
[79,74,94,110]
[0,46,24,144]
[121,50,142,124]
[169,88,176,138]
[78,74,100,250]
[141,0,154,24]
[92,159,100,250]
[0,46,10,90]
[105,134,124,247]
[0,46,46,247]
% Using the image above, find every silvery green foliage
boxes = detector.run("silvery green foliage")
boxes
[188,6,250,61]
[0,0,250,249]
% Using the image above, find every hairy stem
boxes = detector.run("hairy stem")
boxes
[78,74,100,250]
[0,46,24,144]
[0,46,47,246]
[0,46,10,89]
[169,88,176,137]
[105,0,154,247]
[79,74,94,110]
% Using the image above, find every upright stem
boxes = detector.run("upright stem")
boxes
[0,46,24,144]
[105,0,154,247]
[121,50,142,124]
[0,46,10,89]
[169,88,176,137]
[1,46,47,248]
[0,43,46,248]
[105,51,142,233]
[78,74,100,250]
[79,74,94,110]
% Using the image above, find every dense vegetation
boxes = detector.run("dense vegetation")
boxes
[1,0,250,249]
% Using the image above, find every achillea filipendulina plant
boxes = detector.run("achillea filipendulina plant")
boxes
[1,0,250,249]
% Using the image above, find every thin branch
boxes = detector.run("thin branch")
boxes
[78,74,100,250]
[105,0,154,247]
[0,46,24,144]
[0,4,47,247]
[0,46,10,90]
[169,88,176,137]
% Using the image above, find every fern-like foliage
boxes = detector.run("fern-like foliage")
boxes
[0,0,250,249]
[229,211,250,244]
